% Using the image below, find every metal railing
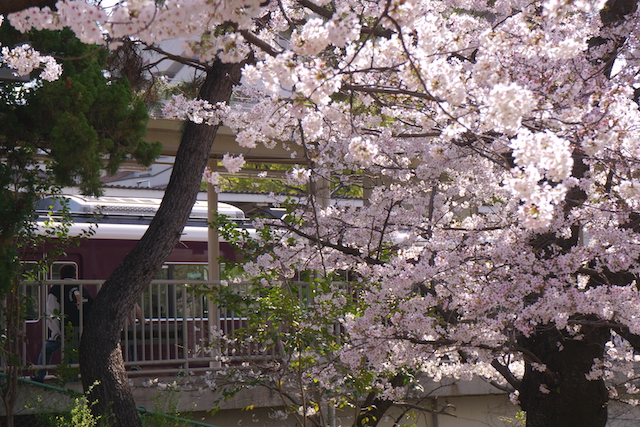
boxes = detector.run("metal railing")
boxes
[7,280,277,379]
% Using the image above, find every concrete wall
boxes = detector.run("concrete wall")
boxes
[128,375,520,427]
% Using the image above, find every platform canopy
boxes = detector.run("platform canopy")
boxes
[146,119,305,164]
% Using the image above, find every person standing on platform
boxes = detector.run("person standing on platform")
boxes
[31,264,93,383]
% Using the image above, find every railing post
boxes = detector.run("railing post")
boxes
[207,158,221,369]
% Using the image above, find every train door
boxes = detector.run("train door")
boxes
[22,261,80,368]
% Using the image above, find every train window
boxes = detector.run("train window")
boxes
[136,263,251,321]
[20,263,42,321]
[155,264,208,281]
[20,261,79,321]
[50,262,78,280]
[141,264,210,320]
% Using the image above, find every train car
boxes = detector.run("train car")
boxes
[19,195,253,376]
[23,195,246,279]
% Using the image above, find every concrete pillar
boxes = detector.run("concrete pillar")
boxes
[363,175,374,207]
[310,173,331,209]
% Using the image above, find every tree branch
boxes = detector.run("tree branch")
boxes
[272,221,386,265]
[342,84,439,102]
[142,44,208,72]
[395,402,458,417]
[491,359,522,389]
[297,0,332,19]
[240,29,281,57]
[395,131,441,138]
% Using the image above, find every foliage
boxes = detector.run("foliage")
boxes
[0,18,158,298]
[0,146,44,296]
[52,395,103,427]
[204,214,437,427]
[213,163,363,198]
[0,196,93,427]
[204,162,306,195]
[498,410,527,426]
[0,18,157,427]
[0,22,161,196]
[140,383,194,427]
[24,383,202,427]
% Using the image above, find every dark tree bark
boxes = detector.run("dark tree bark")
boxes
[0,0,55,15]
[517,327,610,427]
[79,59,243,427]
[355,374,406,427]
[509,155,611,427]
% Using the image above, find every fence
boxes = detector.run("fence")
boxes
[6,280,277,380]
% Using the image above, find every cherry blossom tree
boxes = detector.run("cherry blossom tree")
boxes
[6,0,640,426]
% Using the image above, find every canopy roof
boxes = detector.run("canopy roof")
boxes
[146,119,304,164]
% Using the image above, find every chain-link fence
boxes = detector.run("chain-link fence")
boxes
[0,375,219,427]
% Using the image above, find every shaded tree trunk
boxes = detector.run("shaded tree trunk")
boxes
[79,59,243,427]
[518,326,609,427]
[1,280,23,427]
[0,0,56,15]
[355,373,406,427]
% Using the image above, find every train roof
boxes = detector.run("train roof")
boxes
[36,195,246,220]
[35,195,255,242]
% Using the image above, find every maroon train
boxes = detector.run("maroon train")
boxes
[20,195,249,373]
[23,195,246,279]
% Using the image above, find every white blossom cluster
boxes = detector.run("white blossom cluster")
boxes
[1,43,62,81]
[162,94,229,125]
[221,153,245,174]
[486,83,536,133]
[347,136,379,167]
[506,130,574,228]
[9,0,264,52]
[202,166,220,191]
[286,166,311,185]
[9,0,106,45]
[291,13,361,56]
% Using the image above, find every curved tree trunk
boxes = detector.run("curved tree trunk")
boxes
[79,59,243,427]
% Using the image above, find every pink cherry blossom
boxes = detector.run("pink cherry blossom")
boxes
[8,0,640,421]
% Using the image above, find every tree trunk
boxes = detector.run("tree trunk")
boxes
[0,0,56,15]
[355,373,406,427]
[79,59,243,427]
[1,284,22,427]
[518,326,609,427]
